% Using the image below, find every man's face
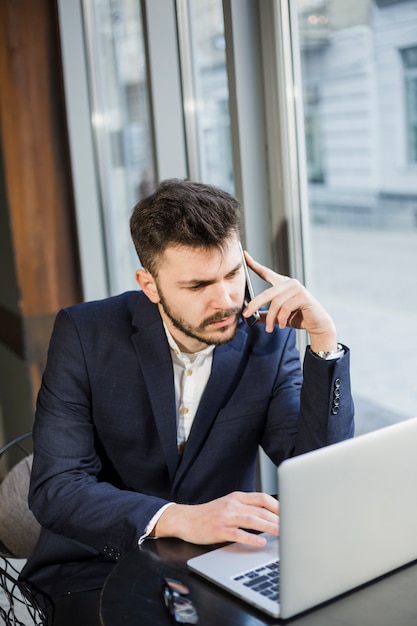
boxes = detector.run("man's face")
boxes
[147,236,246,352]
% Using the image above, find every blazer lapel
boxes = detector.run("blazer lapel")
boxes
[131,295,179,481]
[172,327,248,489]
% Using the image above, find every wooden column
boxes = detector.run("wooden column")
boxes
[0,0,82,427]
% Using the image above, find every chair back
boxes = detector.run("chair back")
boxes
[0,433,47,625]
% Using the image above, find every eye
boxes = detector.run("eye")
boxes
[226,268,241,280]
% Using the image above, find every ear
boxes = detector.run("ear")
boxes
[136,269,160,303]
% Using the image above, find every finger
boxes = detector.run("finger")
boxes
[235,512,279,536]
[246,303,295,332]
[224,513,280,545]
[240,262,301,330]
[243,251,289,286]
[286,309,304,329]
[257,310,268,325]
[242,284,287,325]
[235,492,279,514]
[275,296,306,330]
[264,282,308,330]
[227,528,271,547]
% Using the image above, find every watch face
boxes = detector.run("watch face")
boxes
[312,345,343,360]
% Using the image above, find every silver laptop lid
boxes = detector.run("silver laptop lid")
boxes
[279,416,417,618]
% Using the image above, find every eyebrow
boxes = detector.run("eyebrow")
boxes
[176,261,242,287]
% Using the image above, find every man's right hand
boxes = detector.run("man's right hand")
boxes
[153,491,279,547]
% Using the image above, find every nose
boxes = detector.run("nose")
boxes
[210,281,235,310]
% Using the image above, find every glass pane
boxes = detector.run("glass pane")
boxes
[180,0,234,194]
[295,0,417,434]
[401,46,417,162]
[82,0,155,294]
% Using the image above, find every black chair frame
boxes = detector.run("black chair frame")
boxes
[0,432,48,625]
[0,556,48,626]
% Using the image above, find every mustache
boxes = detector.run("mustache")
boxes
[199,307,242,329]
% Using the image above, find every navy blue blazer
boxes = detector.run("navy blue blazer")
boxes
[22,291,354,599]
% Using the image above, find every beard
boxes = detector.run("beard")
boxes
[157,289,242,346]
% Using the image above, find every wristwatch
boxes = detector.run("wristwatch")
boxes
[311,343,344,360]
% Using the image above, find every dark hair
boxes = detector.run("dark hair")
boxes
[130,178,242,275]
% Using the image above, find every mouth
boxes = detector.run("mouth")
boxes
[204,311,242,332]
[199,307,241,332]
[209,314,236,328]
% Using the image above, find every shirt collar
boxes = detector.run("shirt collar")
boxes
[163,322,215,363]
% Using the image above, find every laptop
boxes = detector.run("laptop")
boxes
[187,416,417,619]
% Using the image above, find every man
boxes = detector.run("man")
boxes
[21,179,354,623]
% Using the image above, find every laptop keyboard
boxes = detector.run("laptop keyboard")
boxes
[233,560,280,602]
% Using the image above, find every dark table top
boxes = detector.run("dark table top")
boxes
[99,538,417,626]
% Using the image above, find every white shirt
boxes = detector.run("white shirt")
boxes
[139,324,214,543]
[164,323,215,450]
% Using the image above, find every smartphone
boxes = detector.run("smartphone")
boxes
[239,242,260,327]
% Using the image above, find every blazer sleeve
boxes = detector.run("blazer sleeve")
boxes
[296,345,355,452]
[261,332,354,465]
[28,309,170,561]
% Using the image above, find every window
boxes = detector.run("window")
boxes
[82,0,155,294]
[177,0,234,193]
[294,0,417,434]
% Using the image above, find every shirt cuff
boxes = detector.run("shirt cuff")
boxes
[138,502,175,545]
